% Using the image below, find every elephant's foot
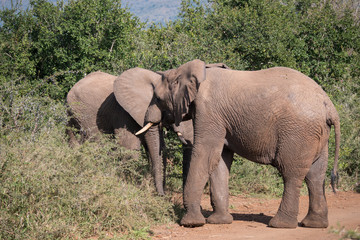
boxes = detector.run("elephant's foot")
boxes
[300,213,328,228]
[180,211,206,227]
[269,211,298,228]
[206,211,233,224]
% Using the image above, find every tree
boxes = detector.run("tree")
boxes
[0,0,142,99]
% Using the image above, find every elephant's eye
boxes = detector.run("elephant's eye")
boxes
[169,80,177,91]
[172,75,181,84]
[172,77,180,86]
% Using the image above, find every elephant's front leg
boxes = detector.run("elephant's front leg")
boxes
[207,147,234,224]
[181,138,225,227]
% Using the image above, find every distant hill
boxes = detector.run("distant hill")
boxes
[122,0,182,25]
[1,0,207,25]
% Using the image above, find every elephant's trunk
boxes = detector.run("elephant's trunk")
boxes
[143,124,166,195]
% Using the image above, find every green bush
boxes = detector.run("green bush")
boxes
[329,79,360,191]
[0,0,143,100]
[0,88,175,239]
[229,156,284,197]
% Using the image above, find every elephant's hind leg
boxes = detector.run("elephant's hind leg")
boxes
[269,154,313,228]
[300,146,329,228]
[269,173,305,228]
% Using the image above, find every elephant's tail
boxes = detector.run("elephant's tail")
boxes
[328,108,340,194]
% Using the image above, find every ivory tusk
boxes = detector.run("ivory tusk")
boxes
[135,122,154,135]
[177,132,183,137]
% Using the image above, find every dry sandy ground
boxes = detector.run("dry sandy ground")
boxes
[152,191,360,240]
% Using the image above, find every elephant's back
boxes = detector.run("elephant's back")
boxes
[260,67,331,119]
[68,71,116,102]
[207,67,328,106]
[67,71,117,130]
[205,66,332,135]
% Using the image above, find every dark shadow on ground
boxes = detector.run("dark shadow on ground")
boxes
[201,210,272,225]
[231,213,272,225]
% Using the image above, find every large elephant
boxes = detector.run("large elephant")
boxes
[134,59,341,228]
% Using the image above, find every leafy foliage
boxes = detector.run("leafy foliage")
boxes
[0,79,175,239]
[1,0,142,99]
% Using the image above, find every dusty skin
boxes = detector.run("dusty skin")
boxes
[152,191,360,240]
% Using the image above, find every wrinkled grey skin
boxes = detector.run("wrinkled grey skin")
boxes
[137,59,340,228]
[66,71,168,195]
[114,63,233,218]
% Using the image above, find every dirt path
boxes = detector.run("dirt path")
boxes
[152,191,360,240]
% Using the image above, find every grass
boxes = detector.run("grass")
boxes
[1,131,176,239]
[0,98,175,239]
[330,224,360,240]
[229,156,284,197]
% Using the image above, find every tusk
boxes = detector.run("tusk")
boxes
[135,122,154,135]
[177,132,183,137]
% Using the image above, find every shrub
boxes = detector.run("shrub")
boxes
[0,87,175,239]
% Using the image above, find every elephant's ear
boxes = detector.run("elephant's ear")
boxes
[114,68,161,127]
[172,59,206,126]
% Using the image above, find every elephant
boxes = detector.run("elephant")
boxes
[66,71,171,195]
[133,59,341,228]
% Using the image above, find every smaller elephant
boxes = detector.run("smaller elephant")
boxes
[66,71,167,195]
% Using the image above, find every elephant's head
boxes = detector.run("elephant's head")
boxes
[114,67,183,131]
[155,59,206,127]
[135,60,213,135]
[113,67,162,129]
